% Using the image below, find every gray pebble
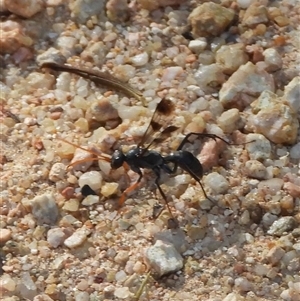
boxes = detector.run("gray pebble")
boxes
[266,246,285,265]
[243,160,268,180]
[289,142,300,159]
[18,272,38,300]
[234,276,253,292]
[48,163,66,182]
[47,228,66,248]
[216,43,249,75]
[204,172,229,194]
[262,213,278,229]
[248,90,299,145]
[283,76,300,112]
[69,0,105,24]
[36,47,66,66]
[188,2,235,38]
[145,240,183,277]
[267,217,298,236]
[64,227,91,249]
[263,48,283,72]
[219,62,274,110]
[74,291,89,301]
[246,134,271,161]
[188,38,207,54]
[31,193,59,225]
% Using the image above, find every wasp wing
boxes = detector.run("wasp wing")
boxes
[138,98,178,149]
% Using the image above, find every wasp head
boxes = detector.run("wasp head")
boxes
[111,149,125,169]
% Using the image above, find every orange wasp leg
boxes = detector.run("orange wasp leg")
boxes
[118,181,140,206]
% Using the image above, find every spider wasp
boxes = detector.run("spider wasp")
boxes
[43,63,248,225]
[61,98,239,226]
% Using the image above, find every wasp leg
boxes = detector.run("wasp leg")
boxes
[119,172,143,206]
[176,132,231,151]
[153,168,178,227]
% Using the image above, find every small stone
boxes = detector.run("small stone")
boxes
[114,287,131,299]
[258,178,284,194]
[188,2,235,38]
[33,294,55,301]
[199,138,226,171]
[245,134,271,161]
[217,108,241,134]
[0,229,12,244]
[188,39,207,54]
[77,279,88,291]
[101,182,119,197]
[5,0,44,18]
[74,291,89,301]
[130,52,149,67]
[262,212,278,228]
[36,47,66,66]
[161,66,184,83]
[81,195,99,206]
[234,277,253,292]
[194,64,226,90]
[114,250,129,265]
[0,274,16,294]
[81,41,108,66]
[106,0,130,22]
[237,0,255,9]
[137,0,186,11]
[266,246,285,265]
[283,182,300,198]
[219,62,275,110]
[216,44,249,75]
[47,228,66,248]
[243,160,267,180]
[145,240,183,277]
[86,98,119,124]
[281,250,298,268]
[242,2,269,27]
[69,0,105,24]
[48,163,66,182]
[204,172,229,194]
[0,20,33,54]
[62,199,80,212]
[17,272,37,300]
[248,90,299,145]
[289,143,300,160]
[103,285,115,298]
[274,16,290,27]
[284,76,300,112]
[280,289,290,300]
[64,227,91,249]
[222,292,243,301]
[115,270,127,283]
[78,171,103,191]
[113,64,136,82]
[268,217,298,236]
[31,194,59,225]
[61,187,75,200]
[263,48,283,72]
[154,228,189,253]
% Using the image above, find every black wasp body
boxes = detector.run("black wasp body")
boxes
[111,147,204,190]
[108,99,231,215]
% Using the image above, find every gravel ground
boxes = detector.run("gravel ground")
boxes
[0,0,300,301]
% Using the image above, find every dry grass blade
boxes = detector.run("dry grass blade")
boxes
[41,62,147,106]
[133,271,151,301]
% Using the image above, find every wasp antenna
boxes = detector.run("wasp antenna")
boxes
[57,138,111,162]
[66,157,105,170]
